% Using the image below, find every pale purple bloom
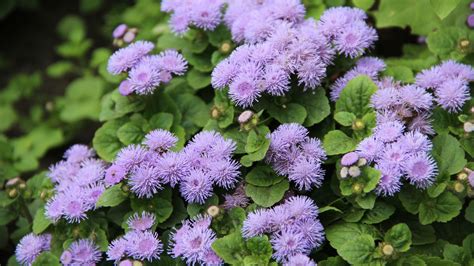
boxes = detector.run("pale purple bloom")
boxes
[399,85,433,111]
[107,238,127,262]
[208,159,240,189]
[375,163,402,196]
[371,87,400,110]
[113,24,128,39]
[403,153,437,189]
[105,164,127,187]
[180,170,213,203]
[267,123,309,152]
[356,136,383,162]
[468,171,474,187]
[270,230,310,262]
[374,121,405,143]
[63,239,101,265]
[334,22,377,58]
[400,131,432,153]
[143,129,178,152]
[228,73,261,107]
[223,185,250,209]
[118,80,133,96]
[125,230,163,261]
[408,112,435,135]
[127,211,156,231]
[129,163,163,198]
[16,233,51,266]
[341,152,359,166]
[123,31,136,43]
[211,59,236,89]
[107,41,154,75]
[434,79,471,112]
[115,144,149,172]
[64,144,95,164]
[296,59,326,88]
[264,64,291,95]
[284,254,317,266]
[154,152,189,187]
[157,50,188,75]
[128,57,162,95]
[317,7,367,38]
[293,219,325,249]
[242,209,272,238]
[288,157,324,190]
[380,143,408,168]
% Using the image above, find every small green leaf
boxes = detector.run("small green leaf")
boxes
[99,91,145,121]
[32,252,60,266]
[93,119,124,162]
[294,89,331,126]
[361,201,395,224]
[117,121,145,145]
[149,113,174,131]
[443,243,465,264]
[245,180,289,207]
[46,61,75,78]
[266,103,307,124]
[465,201,474,223]
[335,75,377,117]
[384,223,412,252]
[245,166,284,187]
[186,68,211,90]
[334,111,356,126]
[32,207,51,234]
[355,193,377,209]
[432,133,466,176]
[323,130,358,155]
[245,126,270,154]
[96,185,128,208]
[326,222,380,251]
[430,0,461,19]
[338,234,377,264]
[212,231,246,264]
[353,0,375,10]
[59,77,105,122]
[419,191,462,225]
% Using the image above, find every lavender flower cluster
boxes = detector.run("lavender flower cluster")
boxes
[60,239,101,265]
[107,41,187,95]
[15,233,51,266]
[45,145,106,223]
[242,196,323,263]
[266,123,326,191]
[107,212,163,262]
[169,215,222,265]
[210,4,377,107]
[106,129,240,203]
[162,0,225,34]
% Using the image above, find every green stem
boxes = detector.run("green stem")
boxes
[18,196,33,224]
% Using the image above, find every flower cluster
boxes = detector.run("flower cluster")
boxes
[415,60,474,112]
[112,23,137,44]
[107,41,187,95]
[169,215,222,265]
[107,212,163,262]
[162,0,225,34]
[60,239,101,265]
[15,233,51,266]
[45,145,106,223]
[242,196,324,263]
[330,56,386,101]
[266,123,326,191]
[223,184,250,210]
[106,129,240,203]
[210,3,377,107]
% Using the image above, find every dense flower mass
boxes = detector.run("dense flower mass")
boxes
[107,212,163,262]
[106,129,240,203]
[210,3,377,107]
[266,123,326,190]
[169,215,222,265]
[45,145,106,223]
[15,233,51,266]
[107,41,187,95]
[60,239,101,265]
[242,196,324,262]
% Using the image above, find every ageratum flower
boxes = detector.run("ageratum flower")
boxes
[125,230,163,261]
[127,211,156,231]
[403,153,437,189]
[15,233,51,265]
[270,230,310,262]
[223,185,250,210]
[107,238,127,262]
[180,170,213,204]
[284,254,317,266]
[62,239,101,265]
[143,129,178,153]
[129,163,163,198]
[63,144,95,164]
[107,41,154,75]
[242,209,273,238]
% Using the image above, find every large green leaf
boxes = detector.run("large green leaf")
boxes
[419,191,462,225]
[430,0,461,19]
[96,185,128,208]
[335,75,377,118]
[385,223,412,252]
[245,179,289,207]
[294,89,331,126]
[338,234,378,265]
[32,207,51,234]
[323,130,358,155]
[93,119,125,162]
[432,133,466,176]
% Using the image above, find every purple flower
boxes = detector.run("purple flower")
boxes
[288,157,324,190]
[400,131,432,153]
[269,0,305,23]
[64,144,94,164]
[356,57,386,74]
[403,153,437,189]
[408,112,435,135]
[157,50,188,75]
[169,12,191,34]
[267,123,309,152]
[293,219,325,249]
[317,7,367,38]
[380,143,408,168]
[63,239,101,265]
[371,87,400,110]
[341,152,359,166]
[374,121,405,143]
[375,163,402,196]
[270,230,310,262]
[357,136,383,162]
[143,129,178,152]
[284,196,319,221]
[190,0,223,30]
[208,159,240,189]
[264,64,290,96]
[399,85,433,111]
[296,59,326,88]
[107,41,154,75]
[284,254,317,266]
[437,60,474,81]
[223,185,250,209]
[334,22,377,58]
[468,171,474,187]
[107,238,127,262]
[228,74,261,107]
[104,164,127,187]
[211,59,237,89]
[180,170,213,203]
[123,31,136,43]
[115,144,149,172]
[16,233,51,266]
[128,57,162,94]
[113,24,128,39]
[129,163,163,198]
[434,79,471,112]
[242,209,272,238]
[118,80,133,96]
[154,152,189,187]
[124,230,163,261]
[127,211,156,231]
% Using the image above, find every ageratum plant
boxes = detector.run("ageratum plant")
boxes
[2,0,474,265]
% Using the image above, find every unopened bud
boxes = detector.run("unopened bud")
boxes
[220,41,232,54]
[72,227,81,237]
[132,261,143,266]
[352,119,365,131]
[8,189,18,198]
[348,166,361,177]
[464,122,474,133]
[211,107,221,119]
[123,31,136,43]
[113,24,128,39]
[357,158,367,167]
[238,110,254,124]
[119,80,133,96]
[45,101,54,111]
[382,244,394,256]
[471,107,474,114]
[207,205,220,217]
[121,184,130,193]
[340,167,349,178]
[18,183,26,190]
[40,191,48,200]
[6,177,22,188]
[454,182,465,193]
[460,39,471,50]
[458,172,468,181]
[352,183,363,194]
[118,259,133,266]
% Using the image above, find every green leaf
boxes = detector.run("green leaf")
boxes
[294,89,331,126]
[385,223,412,252]
[246,236,273,263]
[0,105,17,132]
[463,234,474,260]
[443,243,465,263]
[131,193,173,223]
[245,166,284,187]
[32,252,60,266]
[334,111,356,126]
[361,201,395,224]
[430,0,461,19]
[59,77,105,122]
[384,65,414,83]
[149,113,174,131]
[93,119,124,162]
[57,15,85,42]
[99,91,145,121]
[245,179,289,207]
[186,68,211,90]
[432,133,466,177]
[465,201,474,223]
[326,222,380,250]
[212,231,246,265]
[187,195,219,217]
[355,193,377,209]
[399,185,423,214]
[266,103,307,124]
[427,26,469,58]
[32,207,51,234]
[175,93,210,135]
[117,121,145,145]
[338,234,377,264]
[419,191,462,225]
[323,130,358,155]
[245,126,270,154]
[96,185,128,208]
[0,208,16,226]
[353,0,375,10]
[362,167,382,193]
[418,255,462,266]
[46,61,75,78]
[335,75,377,117]
[408,223,436,245]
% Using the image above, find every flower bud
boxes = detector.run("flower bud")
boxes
[340,167,349,178]
[132,261,143,266]
[464,122,474,133]
[357,158,367,167]
[118,80,133,96]
[238,110,254,124]
[211,106,221,119]
[8,189,18,198]
[352,183,363,194]
[123,31,136,43]
[459,39,471,50]
[348,166,361,177]
[121,183,130,193]
[382,243,394,256]
[18,183,26,190]
[458,172,468,181]
[118,259,133,266]
[113,24,128,39]
[45,101,54,111]
[454,181,465,193]
[468,14,474,28]
[6,177,22,188]
[352,119,365,131]
[207,205,220,217]
[220,41,232,54]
